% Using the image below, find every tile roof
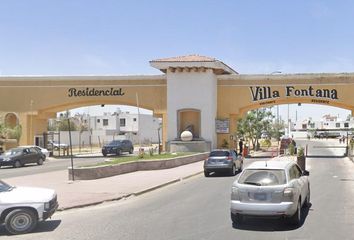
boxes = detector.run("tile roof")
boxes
[151,54,216,62]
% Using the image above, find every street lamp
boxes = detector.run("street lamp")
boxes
[157,126,161,155]
[269,71,282,124]
[66,114,74,181]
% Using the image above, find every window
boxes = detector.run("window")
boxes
[209,151,230,157]
[238,169,286,186]
[120,118,126,127]
[336,123,340,128]
[29,148,38,154]
[310,123,315,128]
[289,165,302,180]
[344,122,349,128]
[133,118,137,122]
[103,119,108,126]
[97,119,100,123]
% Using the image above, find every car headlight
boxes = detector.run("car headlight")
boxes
[3,157,11,161]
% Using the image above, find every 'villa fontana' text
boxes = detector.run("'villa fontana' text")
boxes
[249,86,338,102]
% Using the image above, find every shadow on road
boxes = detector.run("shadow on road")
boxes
[0,219,61,236]
[232,203,312,232]
[206,172,241,178]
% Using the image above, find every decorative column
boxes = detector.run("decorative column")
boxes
[150,55,238,150]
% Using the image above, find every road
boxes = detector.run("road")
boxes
[0,154,108,178]
[2,156,354,240]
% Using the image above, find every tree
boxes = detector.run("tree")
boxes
[0,123,23,144]
[269,120,285,142]
[236,108,274,150]
[6,125,22,143]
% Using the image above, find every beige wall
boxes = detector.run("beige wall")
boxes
[216,74,354,148]
[2,73,354,149]
[0,76,167,146]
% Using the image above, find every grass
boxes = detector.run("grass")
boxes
[82,152,197,168]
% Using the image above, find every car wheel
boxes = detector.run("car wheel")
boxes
[229,165,236,176]
[238,162,243,172]
[116,149,122,156]
[204,170,210,177]
[129,147,134,154]
[37,158,44,165]
[5,208,38,235]
[231,213,243,224]
[13,160,21,168]
[102,152,107,157]
[288,199,301,226]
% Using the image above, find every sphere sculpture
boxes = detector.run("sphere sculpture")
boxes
[181,130,193,141]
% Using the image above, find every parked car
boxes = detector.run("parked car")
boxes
[0,147,46,168]
[102,140,134,156]
[230,159,310,226]
[0,180,58,235]
[47,140,69,150]
[204,149,243,177]
[21,145,50,159]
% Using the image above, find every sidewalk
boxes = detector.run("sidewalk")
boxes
[4,161,204,211]
[248,146,279,158]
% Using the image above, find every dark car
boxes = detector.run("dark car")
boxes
[204,149,243,177]
[0,147,46,168]
[102,140,134,156]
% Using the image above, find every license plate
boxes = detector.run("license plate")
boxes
[254,193,267,201]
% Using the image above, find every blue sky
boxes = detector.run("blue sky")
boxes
[0,0,353,120]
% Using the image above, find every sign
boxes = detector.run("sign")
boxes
[249,86,338,102]
[216,119,230,133]
[68,87,125,97]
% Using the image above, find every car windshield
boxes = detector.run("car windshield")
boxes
[238,169,286,186]
[209,151,229,157]
[108,140,122,146]
[0,180,13,192]
[4,148,23,156]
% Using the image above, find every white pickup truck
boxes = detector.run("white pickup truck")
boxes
[0,180,58,235]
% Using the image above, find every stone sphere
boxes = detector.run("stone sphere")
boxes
[181,130,193,141]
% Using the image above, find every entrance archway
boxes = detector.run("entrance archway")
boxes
[4,113,19,128]
[177,109,201,139]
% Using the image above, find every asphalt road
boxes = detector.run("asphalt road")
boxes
[2,156,354,240]
[0,154,109,178]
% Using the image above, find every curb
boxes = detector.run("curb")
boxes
[57,170,203,211]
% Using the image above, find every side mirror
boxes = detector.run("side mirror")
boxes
[302,170,310,176]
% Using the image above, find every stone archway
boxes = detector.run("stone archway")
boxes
[177,109,201,139]
[4,112,19,128]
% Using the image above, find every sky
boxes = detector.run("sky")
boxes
[0,0,353,120]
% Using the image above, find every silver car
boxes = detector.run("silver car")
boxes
[204,149,243,177]
[230,159,310,225]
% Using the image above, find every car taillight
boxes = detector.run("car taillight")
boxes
[231,186,240,201]
[283,187,295,202]
[227,156,233,161]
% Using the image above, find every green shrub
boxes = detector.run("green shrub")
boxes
[221,139,229,149]
[149,148,154,156]
[138,148,145,159]
[288,143,295,155]
[297,147,305,157]
[260,139,271,148]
